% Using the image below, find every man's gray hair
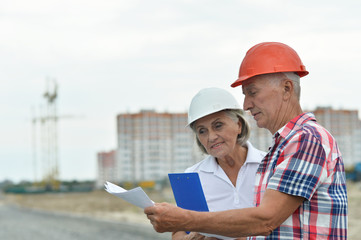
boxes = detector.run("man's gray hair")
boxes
[266,72,301,100]
[283,72,301,100]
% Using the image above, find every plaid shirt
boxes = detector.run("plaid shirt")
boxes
[250,112,348,240]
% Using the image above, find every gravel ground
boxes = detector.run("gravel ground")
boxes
[2,182,360,239]
[0,203,171,240]
[0,189,173,240]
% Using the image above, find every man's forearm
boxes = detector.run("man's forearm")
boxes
[145,190,303,237]
[183,207,272,238]
[182,190,303,237]
[145,203,271,237]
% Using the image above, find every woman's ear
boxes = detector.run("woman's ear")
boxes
[237,118,243,134]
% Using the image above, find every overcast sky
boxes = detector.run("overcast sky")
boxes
[1,0,361,183]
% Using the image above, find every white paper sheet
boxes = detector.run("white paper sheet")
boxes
[105,182,231,239]
[104,181,154,209]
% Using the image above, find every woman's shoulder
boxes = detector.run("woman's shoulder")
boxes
[246,141,267,163]
[184,155,215,173]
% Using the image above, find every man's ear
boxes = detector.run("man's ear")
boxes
[283,79,293,100]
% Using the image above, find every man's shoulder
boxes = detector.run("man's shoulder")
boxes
[283,119,337,157]
[300,119,334,141]
[283,112,332,140]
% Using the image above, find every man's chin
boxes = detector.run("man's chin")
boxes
[256,121,266,129]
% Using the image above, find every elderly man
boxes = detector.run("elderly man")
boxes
[145,42,348,239]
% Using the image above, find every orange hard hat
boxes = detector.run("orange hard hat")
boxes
[231,42,309,87]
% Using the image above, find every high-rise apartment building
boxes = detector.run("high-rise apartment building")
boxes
[107,110,202,184]
[97,110,272,186]
[97,107,361,187]
[245,107,361,168]
[97,150,118,187]
[312,107,361,169]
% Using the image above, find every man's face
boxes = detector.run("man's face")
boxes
[241,75,284,133]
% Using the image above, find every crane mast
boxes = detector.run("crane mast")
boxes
[32,78,60,190]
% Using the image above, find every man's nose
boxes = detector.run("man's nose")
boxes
[243,96,252,111]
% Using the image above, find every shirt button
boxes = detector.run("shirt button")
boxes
[234,191,239,204]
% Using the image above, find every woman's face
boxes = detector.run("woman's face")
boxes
[194,111,242,158]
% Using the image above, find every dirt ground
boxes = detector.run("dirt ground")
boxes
[3,182,360,239]
[2,187,176,226]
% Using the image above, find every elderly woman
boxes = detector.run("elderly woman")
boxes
[173,87,266,240]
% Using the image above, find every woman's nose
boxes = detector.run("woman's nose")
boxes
[208,130,218,142]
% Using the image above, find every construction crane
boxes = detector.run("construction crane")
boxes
[42,78,59,190]
[32,78,80,191]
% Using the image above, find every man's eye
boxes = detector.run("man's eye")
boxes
[215,123,223,129]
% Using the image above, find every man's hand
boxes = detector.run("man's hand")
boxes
[145,202,190,233]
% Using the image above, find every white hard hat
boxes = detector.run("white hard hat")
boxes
[187,87,241,127]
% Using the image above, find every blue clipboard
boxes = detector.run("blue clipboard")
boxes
[168,173,231,239]
[168,172,209,212]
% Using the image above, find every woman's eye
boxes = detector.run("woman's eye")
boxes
[215,123,223,129]
[198,129,206,134]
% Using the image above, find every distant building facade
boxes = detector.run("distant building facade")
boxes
[97,110,203,186]
[245,107,361,169]
[311,107,361,169]
[97,150,118,186]
[97,107,361,187]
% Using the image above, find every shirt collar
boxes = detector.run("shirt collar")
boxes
[197,141,261,173]
[274,112,316,140]
[244,141,263,163]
